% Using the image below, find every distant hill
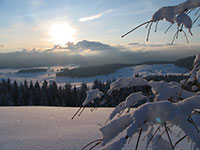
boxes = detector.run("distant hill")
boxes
[56,64,134,77]
[17,68,47,74]
[174,55,195,70]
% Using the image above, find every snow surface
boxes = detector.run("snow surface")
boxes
[0,64,187,87]
[0,107,193,150]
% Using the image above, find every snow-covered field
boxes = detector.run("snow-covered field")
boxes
[0,107,108,150]
[0,107,191,150]
[0,64,188,87]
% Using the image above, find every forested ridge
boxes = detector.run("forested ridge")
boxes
[56,55,194,78]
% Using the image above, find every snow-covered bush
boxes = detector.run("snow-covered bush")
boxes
[76,0,200,149]
[121,0,200,44]
[78,56,200,150]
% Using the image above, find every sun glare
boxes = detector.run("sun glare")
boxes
[49,23,76,46]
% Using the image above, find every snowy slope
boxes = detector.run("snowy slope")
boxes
[0,64,187,87]
[0,107,191,150]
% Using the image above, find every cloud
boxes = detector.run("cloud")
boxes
[45,40,119,53]
[74,40,117,51]
[29,0,43,7]
[0,45,5,48]
[45,45,61,52]
[79,9,113,22]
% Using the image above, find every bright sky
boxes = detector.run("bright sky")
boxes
[0,0,200,52]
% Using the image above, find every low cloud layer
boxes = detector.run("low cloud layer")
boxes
[0,40,199,68]
[43,40,200,59]
[128,42,174,47]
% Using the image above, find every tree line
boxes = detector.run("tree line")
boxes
[0,74,188,107]
[0,78,111,107]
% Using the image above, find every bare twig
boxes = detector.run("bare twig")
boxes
[155,22,159,32]
[146,22,153,41]
[164,123,174,149]
[188,115,200,133]
[165,24,174,34]
[190,142,193,150]
[178,70,193,100]
[182,30,189,43]
[174,135,187,148]
[145,21,151,28]
[193,13,200,25]
[89,141,102,150]
[135,128,143,150]
[195,8,200,15]
[104,117,110,124]
[121,20,151,38]
[177,130,183,138]
[128,135,132,144]
[90,107,96,112]
[187,8,194,14]
[71,107,82,119]
[81,139,102,150]
[155,129,166,145]
[78,107,85,116]
[176,27,180,39]
[97,123,103,127]
[171,30,179,44]
[146,126,160,148]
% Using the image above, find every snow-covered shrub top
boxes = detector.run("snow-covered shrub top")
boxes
[152,6,176,24]
[82,89,104,106]
[152,0,200,25]
[175,12,192,31]
[109,92,146,121]
[107,77,148,95]
[149,80,195,101]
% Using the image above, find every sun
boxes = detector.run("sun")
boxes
[49,23,76,45]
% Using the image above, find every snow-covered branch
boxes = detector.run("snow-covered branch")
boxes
[122,0,200,43]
